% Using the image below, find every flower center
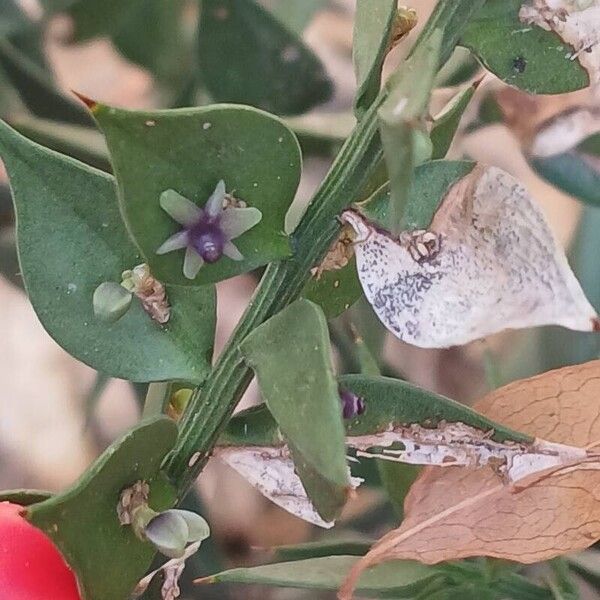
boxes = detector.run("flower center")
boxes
[189,220,225,263]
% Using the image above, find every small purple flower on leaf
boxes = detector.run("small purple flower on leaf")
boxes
[339,386,366,419]
[156,180,262,280]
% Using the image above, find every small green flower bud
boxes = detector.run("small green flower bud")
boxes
[92,281,132,323]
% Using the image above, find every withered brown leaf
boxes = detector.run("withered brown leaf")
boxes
[339,360,600,599]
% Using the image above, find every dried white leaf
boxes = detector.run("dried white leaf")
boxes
[350,422,587,484]
[530,106,600,157]
[342,165,598,348]
[215,446,361,528]
[519,0,600,90]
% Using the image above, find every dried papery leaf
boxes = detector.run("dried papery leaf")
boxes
[121,263,170,324]
[352,421,586,484]
[338,360,600,600]
[519,0,600,90]
[214,446,361,528]
[311,224,356,279]
[341,165,598,348]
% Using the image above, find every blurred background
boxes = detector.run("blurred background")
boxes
[0,0,598,598]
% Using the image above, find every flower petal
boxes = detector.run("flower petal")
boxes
[183,247,204,280]
[156,230,189,255]
[160,190,202,226]
[221,207,262,239]
[204,180,226,218]
[222,241,244,261]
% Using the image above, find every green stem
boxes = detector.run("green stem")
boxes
[163,0,486,496]
[165,93,385,493]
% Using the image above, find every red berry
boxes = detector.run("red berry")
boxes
[0,502,81,600]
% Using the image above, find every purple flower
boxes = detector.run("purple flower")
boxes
[339,386,366,419]
[156,180,262,280]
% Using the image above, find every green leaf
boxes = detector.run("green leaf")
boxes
[461,0,589,95]
[568,551,600,590]
[548,559,581,600]
[361,159,476,230]
[0,40,92,126]
[27,417,178,600]
[239,299,350,521]
[0,120,216,382]
[273,537,373,561]
[0,489,52,505]
[430,80,478,159]
[303,255,363,318]
[530,151,600,208]
[339,374,532,444]
[92,102,301,286]
[197,0,333,116]
[353,0,397,116]
[377,460,420,519]
[111,0,192,88]
[267,0,325,35]
[379,28,441,233]
[9,114,110,172]
[65,0,138,41]
[199,555,444,597]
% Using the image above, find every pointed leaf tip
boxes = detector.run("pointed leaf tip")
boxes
[72,90,99,113]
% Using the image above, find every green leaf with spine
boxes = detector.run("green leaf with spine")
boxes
[197,0,333,116]
[197,555,446,597]
[379,28,441,234]
[90,101,302,286]
[302,160,476,317]
[239,299,351,521]
[0,120,216,382]
[460,0,589,95]
[27,417,178,600]
[353,0,397,116]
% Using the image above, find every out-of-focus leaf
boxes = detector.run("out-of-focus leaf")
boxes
[197,555,445,597]
[377,461,420,519]
[284,110,354,155]
[9,114,110,171]
[0,120,216,382]
[430,80,478,159]
[548,559,580,600]
[239,299,350,521]
[197,0,332,115]
[530,152,600,208]
[379,29,441,233]
[66,0,138,41]
[435,47,480,87]
[353,0,397,116]
[0,40,92,126]
[266,0,325,34]
[112,0,191,87]
[568,551,600,590]
[460,0,589,94]
[92,102,301,286]
[28,417,177,600]
[0,489,52,505]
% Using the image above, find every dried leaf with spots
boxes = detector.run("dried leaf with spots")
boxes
[342,164,598,348]
[519,0,600,90]
[338,360,600,600]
